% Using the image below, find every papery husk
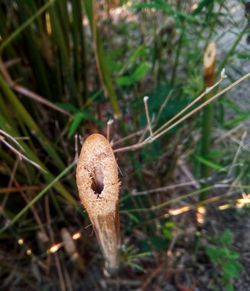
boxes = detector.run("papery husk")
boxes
[76,134,120,272]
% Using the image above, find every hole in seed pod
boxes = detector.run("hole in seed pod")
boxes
[91,166,104,195]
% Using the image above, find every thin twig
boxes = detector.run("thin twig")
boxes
[112,128,145,147]
[0,185,40,194]
[0,129,24,151]
[107,119,114,142]
[14,84,71,116]
[143,96,153,137]
[215,124,243,144]
[228,131,247,177]
[152,73,226,138]
[114,71,250,153]
[155,89,173,125]
[0,136,45,172]
[132,181,197,196]
[178,159,200,189]
[138,114,156,143]
[150,71,249,143]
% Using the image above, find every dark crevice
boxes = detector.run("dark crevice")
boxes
[91,167,104,195]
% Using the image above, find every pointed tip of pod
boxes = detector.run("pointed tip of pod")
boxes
[83,133,108,145]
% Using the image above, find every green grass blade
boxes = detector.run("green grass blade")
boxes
[0,74,65,170]
[0,0,55,52]
[84,0,122,118]
[0,161,76,233]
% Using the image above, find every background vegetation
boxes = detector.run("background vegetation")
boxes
[0,0,250,290]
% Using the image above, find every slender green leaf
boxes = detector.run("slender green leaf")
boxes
[68,112,86,138]
[196,155,225,171]
[0,0,55,52]
[0,161,76,233]
[132,62,151,82]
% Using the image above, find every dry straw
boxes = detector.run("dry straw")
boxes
[76,133,120,273]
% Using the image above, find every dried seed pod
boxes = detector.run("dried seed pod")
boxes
[76,134,120,273]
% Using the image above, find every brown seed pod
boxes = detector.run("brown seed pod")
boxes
[76,133,120,272]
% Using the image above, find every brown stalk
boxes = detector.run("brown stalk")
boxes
[0,185,40,194]
[204,42,216,86]
[76,133,120,273]
[200,42,216,189]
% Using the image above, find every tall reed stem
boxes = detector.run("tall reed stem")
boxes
[200,42,216,200]
[84,0,122,118]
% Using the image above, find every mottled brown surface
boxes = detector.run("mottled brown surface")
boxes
[76,133,120,271]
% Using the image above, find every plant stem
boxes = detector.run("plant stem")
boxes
[170,28,184,85]
[49,4,78,104]
[84,0,122,118]
[0,0,55,53]
[201,42,216,188]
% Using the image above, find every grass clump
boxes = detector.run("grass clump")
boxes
[0,0,250,290]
